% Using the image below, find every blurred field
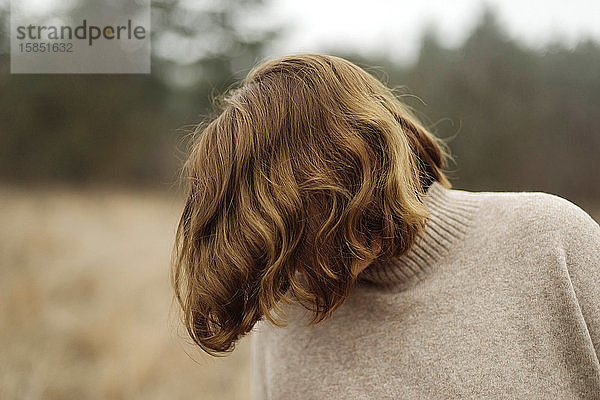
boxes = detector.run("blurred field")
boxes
[0,187,250,400]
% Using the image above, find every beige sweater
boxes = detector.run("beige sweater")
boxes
[250,181,600,399]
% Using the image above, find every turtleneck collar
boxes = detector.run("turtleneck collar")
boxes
[357,180,482,289]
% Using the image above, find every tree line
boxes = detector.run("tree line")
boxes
[0,4,598,206]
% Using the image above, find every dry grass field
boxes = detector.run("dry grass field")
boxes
[0,187,250,400]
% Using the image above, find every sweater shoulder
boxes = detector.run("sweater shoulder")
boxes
[465,187,598,240]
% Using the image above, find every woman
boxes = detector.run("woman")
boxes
[172,54,600,399]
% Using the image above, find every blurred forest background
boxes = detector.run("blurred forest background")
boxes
[1,0,599,399]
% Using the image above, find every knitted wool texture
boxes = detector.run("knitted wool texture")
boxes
[250,181,600,399]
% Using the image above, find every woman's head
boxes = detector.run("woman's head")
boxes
[172,53,452,356]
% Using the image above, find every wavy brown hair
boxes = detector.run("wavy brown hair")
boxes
[171,53,452,356]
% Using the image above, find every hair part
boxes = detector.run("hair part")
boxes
[171,53,452,356]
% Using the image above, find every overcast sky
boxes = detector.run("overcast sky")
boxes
[263,0,600,64]
[10,0,600,66]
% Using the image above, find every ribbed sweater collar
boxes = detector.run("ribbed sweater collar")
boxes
[357,181,481,289]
